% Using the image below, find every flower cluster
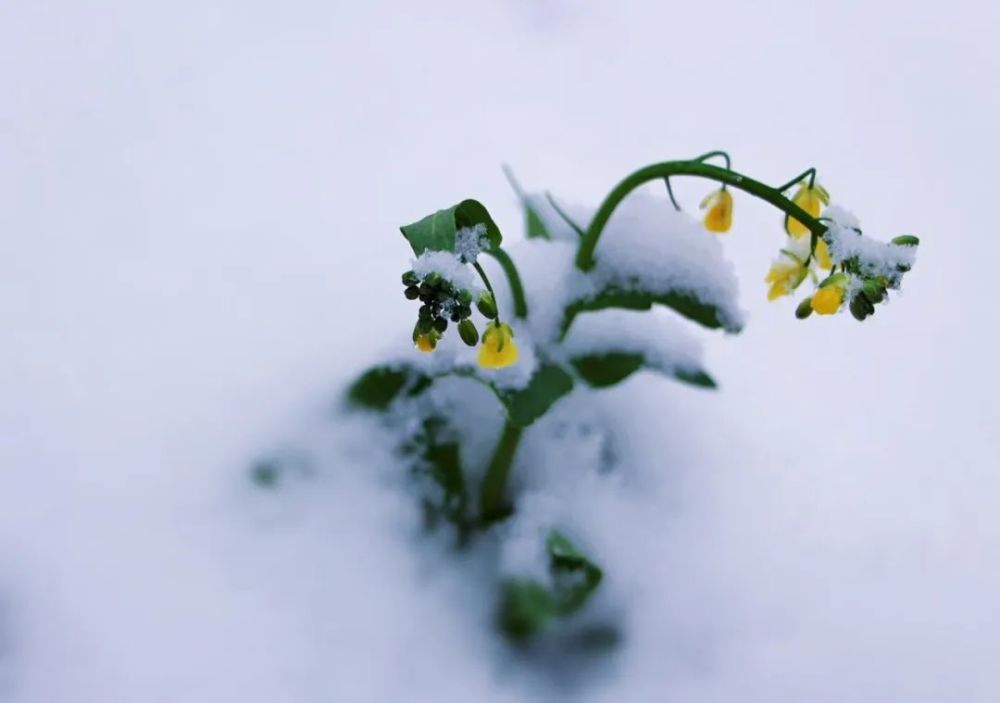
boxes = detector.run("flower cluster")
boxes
[760,182,918,321]
[401,267,519,366]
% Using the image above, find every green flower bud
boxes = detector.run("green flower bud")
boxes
[795,297,814,319]
[404,286,420,300]
[862,279,886,304]
[433,317,448,333]
[418,304,433,319]
[459,304,472,319]
[424,272,442,288]
[891,235,920,247]
[849,295,872,321]
[458,319,479,346]
[450,310,462,323]
[417,317,434,334]
[477,292,497,319]
[402,271,419,286]
[457,289,472,305]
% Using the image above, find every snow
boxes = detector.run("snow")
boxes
[558,308,706,380]
[822,204,918,281]
[411,250,484,294]
[588,195,745,333]
[455,223,490,263]
[2,1,999,702]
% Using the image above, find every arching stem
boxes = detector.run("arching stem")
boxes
[575,160,827,271]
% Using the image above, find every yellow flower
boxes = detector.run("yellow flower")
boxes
[478,322,518,369]
[765,255,808,301]
[786,182,829,238]
[414,333,437,353]
[700,188,733,233]
[815,239,833,270]
[811,280,845,315]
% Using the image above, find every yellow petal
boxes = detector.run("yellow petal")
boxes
[811,285,843,315]
[815,239,833,270]
[702,189,733,233]
[415,334,436,352]
[786,185,824,238]
[477,323,519,369]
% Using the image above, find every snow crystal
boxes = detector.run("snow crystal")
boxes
[822,204,917,280]
[454,223,489,263]
[411,250,484,294]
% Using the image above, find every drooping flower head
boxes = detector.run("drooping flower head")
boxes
[478,321,518,369]
[765,244,810,301]
[785,181,829,237]
[700,187,733,233]
[810,273,847,315]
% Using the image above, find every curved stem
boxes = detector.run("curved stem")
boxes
[776,167,816,193]
[663,177,681,211]
[484,248,529,319]
[575,161,827,271]
[479,420,524,524]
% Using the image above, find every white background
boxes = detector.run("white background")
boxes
[2,1,998,701]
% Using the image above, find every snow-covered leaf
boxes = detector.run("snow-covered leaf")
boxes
[570,352,716,389]
[563,286,735,335]
[346,365,430,410]
[497,530,603,641]
[494,363,574,427]
[400,199,503,255]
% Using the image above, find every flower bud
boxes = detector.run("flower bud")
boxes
[457,289,473,305]
[402,271,419,286]
[433,317,448,333]
[458,319,479,346]
[795,297,814,319]
[417,317,434,334]
[477,292,497,319]
[849,295,870,321]
[404,286,420,300]
[891,235,920,247]
[862,279,886,304]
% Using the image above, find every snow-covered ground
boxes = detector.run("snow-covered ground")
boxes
[2,1,998,701]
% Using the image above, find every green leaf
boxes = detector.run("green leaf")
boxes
[498,579,558,641]
[494,364,575,427]
[563,286,739,337]
[413,416,470,533]
[525,203,550,239]
[571,353,645,388]
[346,365,425,410]
[571,352,716,390]
[400,199,502,256]
[497,530,604,641]
[547,531,603,615]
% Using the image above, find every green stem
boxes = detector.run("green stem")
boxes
[484,249,529,319]
[776,167,816,193]
[575,160,827,271]
[479,420,524,524]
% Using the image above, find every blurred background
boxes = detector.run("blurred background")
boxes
[2,1,998,701]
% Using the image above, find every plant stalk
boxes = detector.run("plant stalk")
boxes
[479,420,524,524]
[575,160,827,271]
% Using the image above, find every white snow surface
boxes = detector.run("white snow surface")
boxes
[411,250,484,294]
[3,2,1000,703]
